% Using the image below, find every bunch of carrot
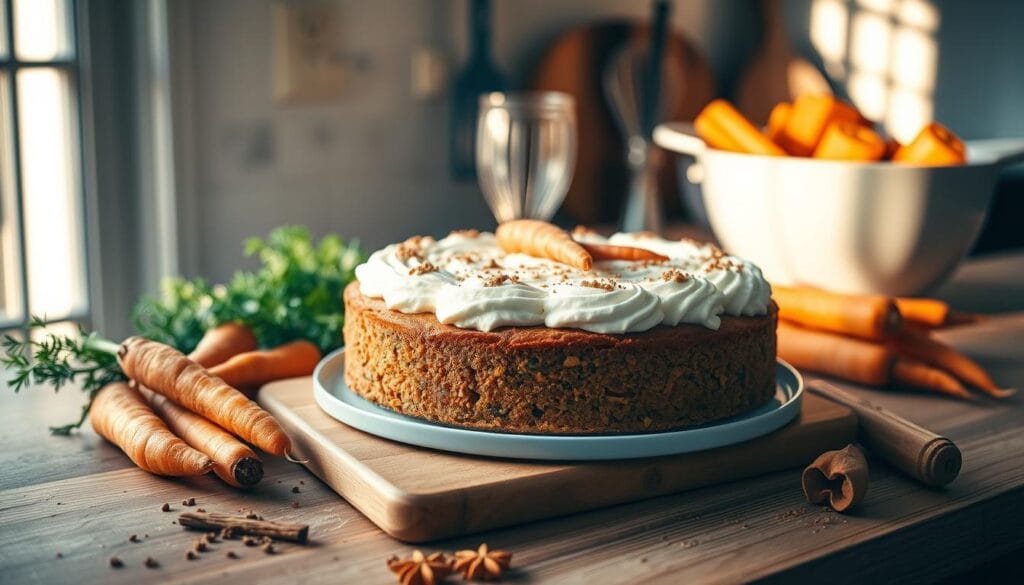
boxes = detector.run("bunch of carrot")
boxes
[773,286,1014,400]
[695,95,967,165]
[90,324,321,488]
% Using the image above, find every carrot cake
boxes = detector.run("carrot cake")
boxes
[343,228,776,434]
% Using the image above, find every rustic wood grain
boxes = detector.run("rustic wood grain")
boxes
[258,383,856,542]
[1,254,1022,584]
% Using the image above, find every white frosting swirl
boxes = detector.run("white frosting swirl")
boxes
[353,230,771,334]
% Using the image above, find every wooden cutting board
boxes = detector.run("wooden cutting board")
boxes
[258,378,857,543]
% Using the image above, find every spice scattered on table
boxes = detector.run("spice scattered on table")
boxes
[387,550,454,585]
[453,543,512,581]
[802,444,869,512]
[109,556,124,568]
[197,507,206,513]
[291,486,300,494]
[193,540,208,553]
[144,557,160,569]
[291,501,300,509]
[128,534,140,543]
[243,536,259,547]
[262,542,277,555]
[183,497,196,506]
[161,503,171,512]
[226,551,240,559]
[186,550,199,561]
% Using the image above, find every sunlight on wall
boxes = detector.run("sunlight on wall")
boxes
[18,68,87,319]
[811,0,940,143]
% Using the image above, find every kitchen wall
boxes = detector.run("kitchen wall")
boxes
[172,0,1024,282]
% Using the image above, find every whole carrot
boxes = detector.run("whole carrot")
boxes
[90,382,213,476]
[891,329,1016,398]
[209,340,322,392]
[579,243,669,263]
[778,322,974,400]
[891,359,972,400]
[141,387,264,488]
[773,284,901,340]
[117,337,293,457]
[894,298,949,328]
[188,323,258,368]
[777,321,895,386]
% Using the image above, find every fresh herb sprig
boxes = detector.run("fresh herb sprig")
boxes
[132,225,365,354]
[1,318,125,434]
[4,225,365,435]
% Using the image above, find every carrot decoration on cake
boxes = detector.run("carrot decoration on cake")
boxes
[496,219,593,271]
[579,243,669,263]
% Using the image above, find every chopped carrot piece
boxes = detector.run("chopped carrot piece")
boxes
[813,120,886,161]
[695,99,787,156]
[776,94,863,156]
[893,122,966,165]
[765,102,792,144]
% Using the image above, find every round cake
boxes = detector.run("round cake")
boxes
[343,229,777,434]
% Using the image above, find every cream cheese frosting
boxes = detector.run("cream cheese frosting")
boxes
[355,230,772,334]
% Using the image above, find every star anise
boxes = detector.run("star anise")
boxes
[386,550,454,585]
[452,543,512,581]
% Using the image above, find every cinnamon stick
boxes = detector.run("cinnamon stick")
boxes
[802,444,869,512]
[178,512,308,543]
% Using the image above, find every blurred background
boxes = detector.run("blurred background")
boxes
[0,0,1021,339]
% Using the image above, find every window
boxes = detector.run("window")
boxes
[810,0,940,143]
[0,0,90,337]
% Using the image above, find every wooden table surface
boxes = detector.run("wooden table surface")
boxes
[2,252,1023,584]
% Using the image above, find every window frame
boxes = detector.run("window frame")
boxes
[0,0,93,338]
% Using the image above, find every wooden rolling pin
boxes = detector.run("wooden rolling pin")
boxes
[809,381,962,487]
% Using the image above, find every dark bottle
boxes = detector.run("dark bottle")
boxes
[449,0,505,180]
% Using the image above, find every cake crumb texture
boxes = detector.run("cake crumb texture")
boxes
[343,283,777,434]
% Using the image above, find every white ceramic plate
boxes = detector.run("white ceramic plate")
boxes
[313,348,803,461]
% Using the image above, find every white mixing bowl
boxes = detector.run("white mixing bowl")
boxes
[654,123,1024,296]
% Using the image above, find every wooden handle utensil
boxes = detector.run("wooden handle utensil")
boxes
[808,381,962,487]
